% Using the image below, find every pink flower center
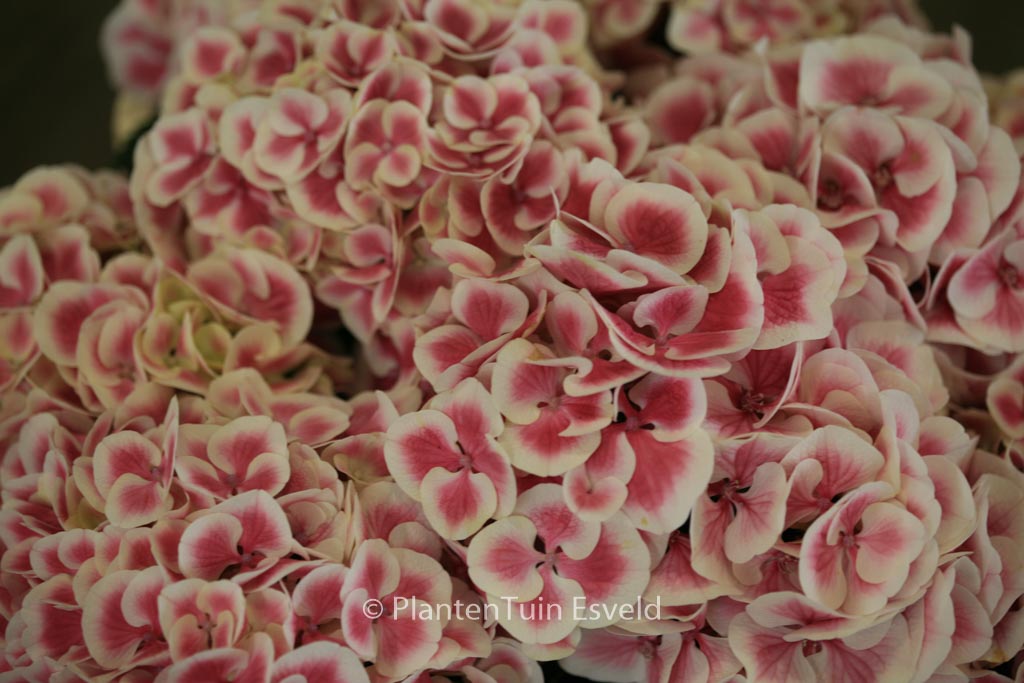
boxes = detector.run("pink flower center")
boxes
[237,548,265,568]
[774,554,797,573]
[999,264,1021,290]
[818,178,845,211]
[537,396,561,410]
[639,636,661,659]
[739,391,773,419]
[871,164,894,190]
[708,478,746,503]
[374,600,393,620]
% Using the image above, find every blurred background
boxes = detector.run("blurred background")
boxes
[0,1,1022,185]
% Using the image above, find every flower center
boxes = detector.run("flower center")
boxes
[818,178,845,210]
[237,547,265,568]
[639,636,660,659]
[707,478,740,502]
[739,391,772,419]
[872,164,894,190]
[1000,264,1021,289]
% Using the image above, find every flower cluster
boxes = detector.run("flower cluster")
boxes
[2,0,1023,681]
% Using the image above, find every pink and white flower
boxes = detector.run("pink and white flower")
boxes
[385,378,515,539]
[467,484,650,644]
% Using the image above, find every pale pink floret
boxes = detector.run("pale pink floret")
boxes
[354,59,433,113]
[154,635,272,683]
[19,575,88,664]
[81,566,170,670]
[385,378,515,539]
[518,0,587,56]
[729,593,915,683]
[667,0,814,55]
[481,140,568,254]
[100,0,175,96]
[89,430,174,528]
[0,234,44,307]
[317,21,396,87]
[180,27,245,82]
[781,426,886,526]
[285,144,381,231]
[339,538,452,678]
[428,74,542,179]
[490,338,614,476]
[422,0,517,56]
[183,157,277,239]
[704,343,805,438]
[413,278,540,392]
[290,564,348,646]
[187,247,313,348]
[157,578,246,661]
[588,0,660,46]
[252,88,352,184]
[467,484,650,644]
[946,230,1024,353]
[595,374,712,534]
[356,481,443,559]
[817,107,957,255]
[178,490,295,582]
[561,627,681,683]
[645,76,717,146]
[578,226,764,377]
[542,290,645,398]
[799,482,928,615]
[734,205,845,349]
[600,182,710,273]
[315,220,403,343]
[466,637,544,683]
[988,356,1024,446]
[75,300,149,411]
[691,434,794,591]
[175,416,290,501]
[271,641,370,683]
[344,99,430,207]
[33,281,148,369]
[77,398,178,528]
[143,108,216,207]
[324,390,400,482]
[563,625,735,683]
[800,35,953,118]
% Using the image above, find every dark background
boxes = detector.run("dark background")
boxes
[0,1,1023,185]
